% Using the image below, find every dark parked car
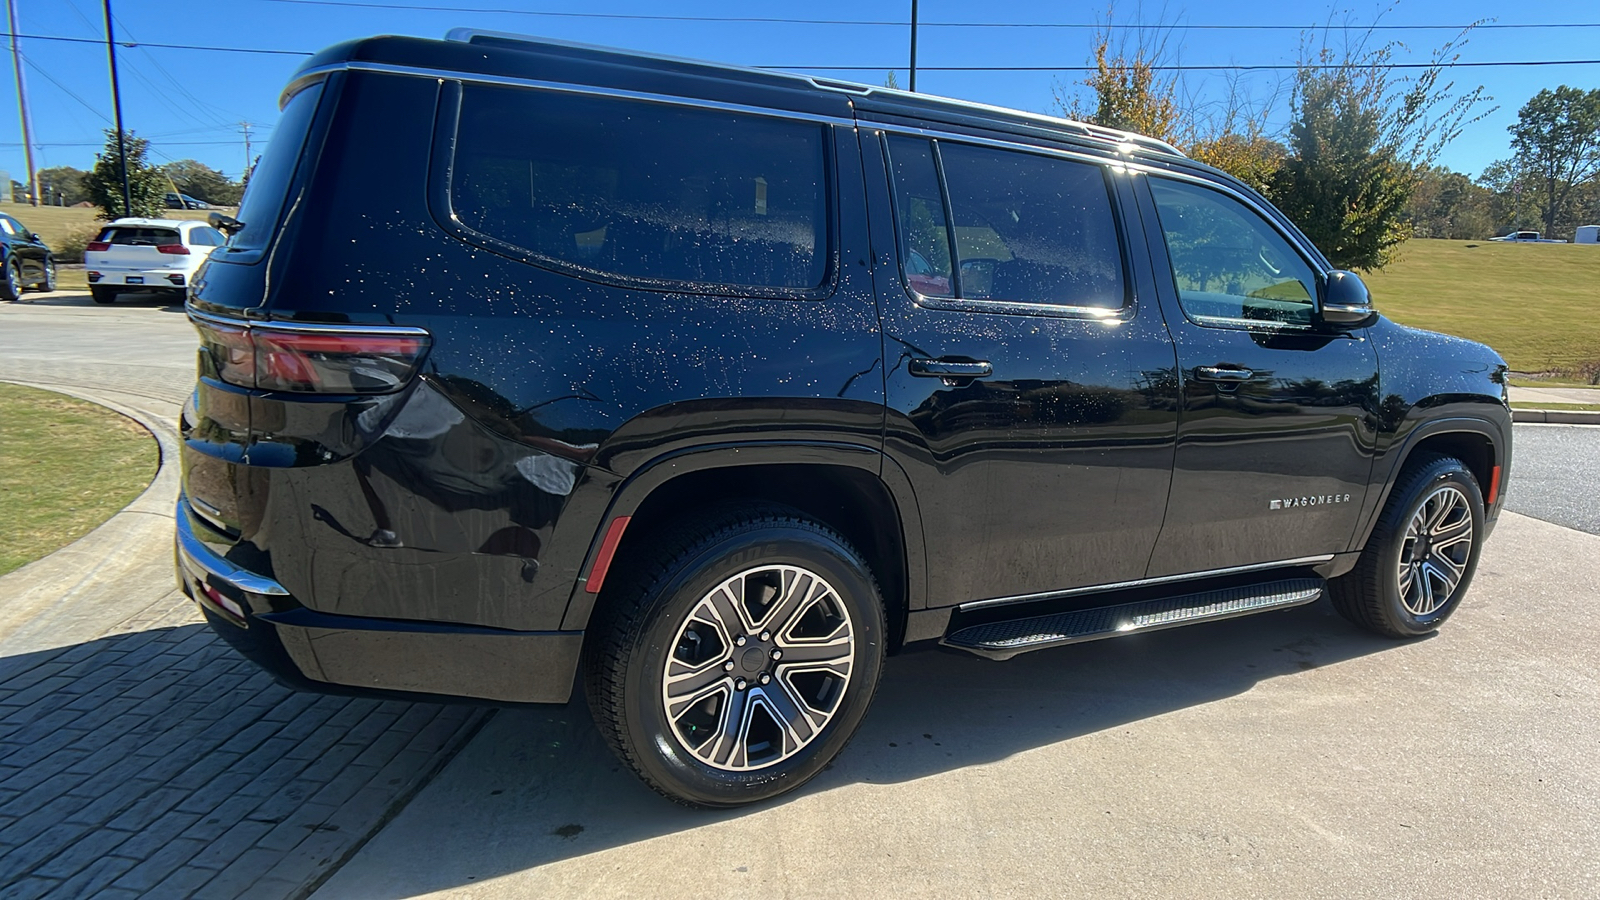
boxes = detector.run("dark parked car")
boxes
[177,31,1512,807]
[0,212,57,299]
[164,192,212,210]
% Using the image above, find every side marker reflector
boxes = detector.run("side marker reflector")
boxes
[585,516,631,594]
[1487,465,1502,505]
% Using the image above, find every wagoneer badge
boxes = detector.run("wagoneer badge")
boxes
[1271,493,1353,510]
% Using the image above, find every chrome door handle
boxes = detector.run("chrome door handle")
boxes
[909,358,993,380]
[1194,365,1253,382]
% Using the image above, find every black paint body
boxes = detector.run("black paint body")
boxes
[177,34,1511,704]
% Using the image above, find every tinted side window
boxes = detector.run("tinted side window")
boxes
[886,137,954,298]
[229,82,324,253]
[451,85,828,292]
[940,143,1125,308]
[1149,178,1318,328]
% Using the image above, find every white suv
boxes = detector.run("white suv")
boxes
[84,218,228,304]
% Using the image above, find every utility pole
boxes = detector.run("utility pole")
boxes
[6,0,38,205]
[102,0,132,217]
[240,121,252,176]
[908,0,919,93]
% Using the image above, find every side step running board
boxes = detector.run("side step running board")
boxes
[942,578,1325,660]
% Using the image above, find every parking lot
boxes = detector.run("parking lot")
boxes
[2,293,1598,898]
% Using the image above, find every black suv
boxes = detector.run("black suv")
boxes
[177,31,1511,807]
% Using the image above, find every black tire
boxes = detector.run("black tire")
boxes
[585,505,886,807]
[30,255,56,292]
[0,259,19,302]
[90,285,119,305]
[1330,454,1485,638]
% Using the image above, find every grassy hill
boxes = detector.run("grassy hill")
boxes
[1362,239,1600,378]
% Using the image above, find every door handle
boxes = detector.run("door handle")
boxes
[909,358,993,380]
[1194,365,1253,383]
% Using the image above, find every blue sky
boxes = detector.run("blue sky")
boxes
[3,0,1598,186]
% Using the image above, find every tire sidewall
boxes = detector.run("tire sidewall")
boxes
[1374,461,1485,635]
[619,523,884,807]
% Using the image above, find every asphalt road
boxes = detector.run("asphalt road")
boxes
[4,295,1598,899]
[1505,425,1600,536]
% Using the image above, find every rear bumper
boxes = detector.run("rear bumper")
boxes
[86,265,194,287]
[175,497,582,704]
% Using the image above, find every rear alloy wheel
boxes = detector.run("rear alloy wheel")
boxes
[586,506,885,807]
[90,285,119,305]
[32,256,56,292]
[0,259,19,301]
[1330,454,1485,638]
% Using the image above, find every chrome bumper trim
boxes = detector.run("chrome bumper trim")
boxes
[175,499,288,596]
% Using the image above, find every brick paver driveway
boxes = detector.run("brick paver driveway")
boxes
[0,293,489,898]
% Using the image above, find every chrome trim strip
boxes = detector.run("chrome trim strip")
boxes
[187,307,430,337]
[956,555,1336,612]
[176,501,290,596]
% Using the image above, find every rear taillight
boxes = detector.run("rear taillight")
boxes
[191,314,431,394]
[157,243,191,255]
[86,241,111,252]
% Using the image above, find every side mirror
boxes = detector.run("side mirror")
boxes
[1320,270,1377,328]
[209,211,244,236]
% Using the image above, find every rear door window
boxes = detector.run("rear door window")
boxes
[447,84,830,293]
[886,137,1127,310]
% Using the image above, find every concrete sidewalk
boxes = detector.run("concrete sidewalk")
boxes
[0,295,490,898]
[1509,384,1600,424]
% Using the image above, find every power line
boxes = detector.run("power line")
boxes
[3,31,1599,70]
[776,60,1600,72]
[245,0,1600,31]
[0,31,313,55]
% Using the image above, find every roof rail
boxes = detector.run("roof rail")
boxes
[442,28,1186,158]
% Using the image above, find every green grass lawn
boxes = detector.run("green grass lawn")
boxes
[1361,239,1600,377]
[0,383,158,576]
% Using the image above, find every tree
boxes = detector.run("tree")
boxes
[36,166,88,206]
[1406,166,1495,239]
[884,71,901,90]
[1509,86,1600,235]
[163,159,243,205]
[1077,36,1180,142]
[83,130,167,220]
[1270,30,1491,270]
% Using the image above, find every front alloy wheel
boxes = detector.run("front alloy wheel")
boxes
[1331,453,1485,638]
[586,506,884,807]
[1395,484,1474,617]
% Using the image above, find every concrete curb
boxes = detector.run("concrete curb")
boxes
[1512,408,1600,425]
[0,379,184,653]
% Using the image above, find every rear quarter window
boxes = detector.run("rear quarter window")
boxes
[445,84,830,294]
[227,82,325,254]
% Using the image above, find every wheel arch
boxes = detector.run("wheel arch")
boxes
[560,443,927,652]
[1353,415,1509,552]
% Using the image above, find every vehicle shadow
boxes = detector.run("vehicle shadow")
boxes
[322,598,1408,896]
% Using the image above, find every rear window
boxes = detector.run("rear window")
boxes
[228,81,325,254]
[448,84,829,293]
[96,227,181,245]
[887,136,1126,310]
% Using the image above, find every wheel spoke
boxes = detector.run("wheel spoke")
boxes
[1426,552,1466,594]
[700,584,748,636]
[755,569,821,633]
[773,634,852,667]
[707,686,755,768]
[753,683,818,743]
[1432,519,1474,553]
[664,660,731,712]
